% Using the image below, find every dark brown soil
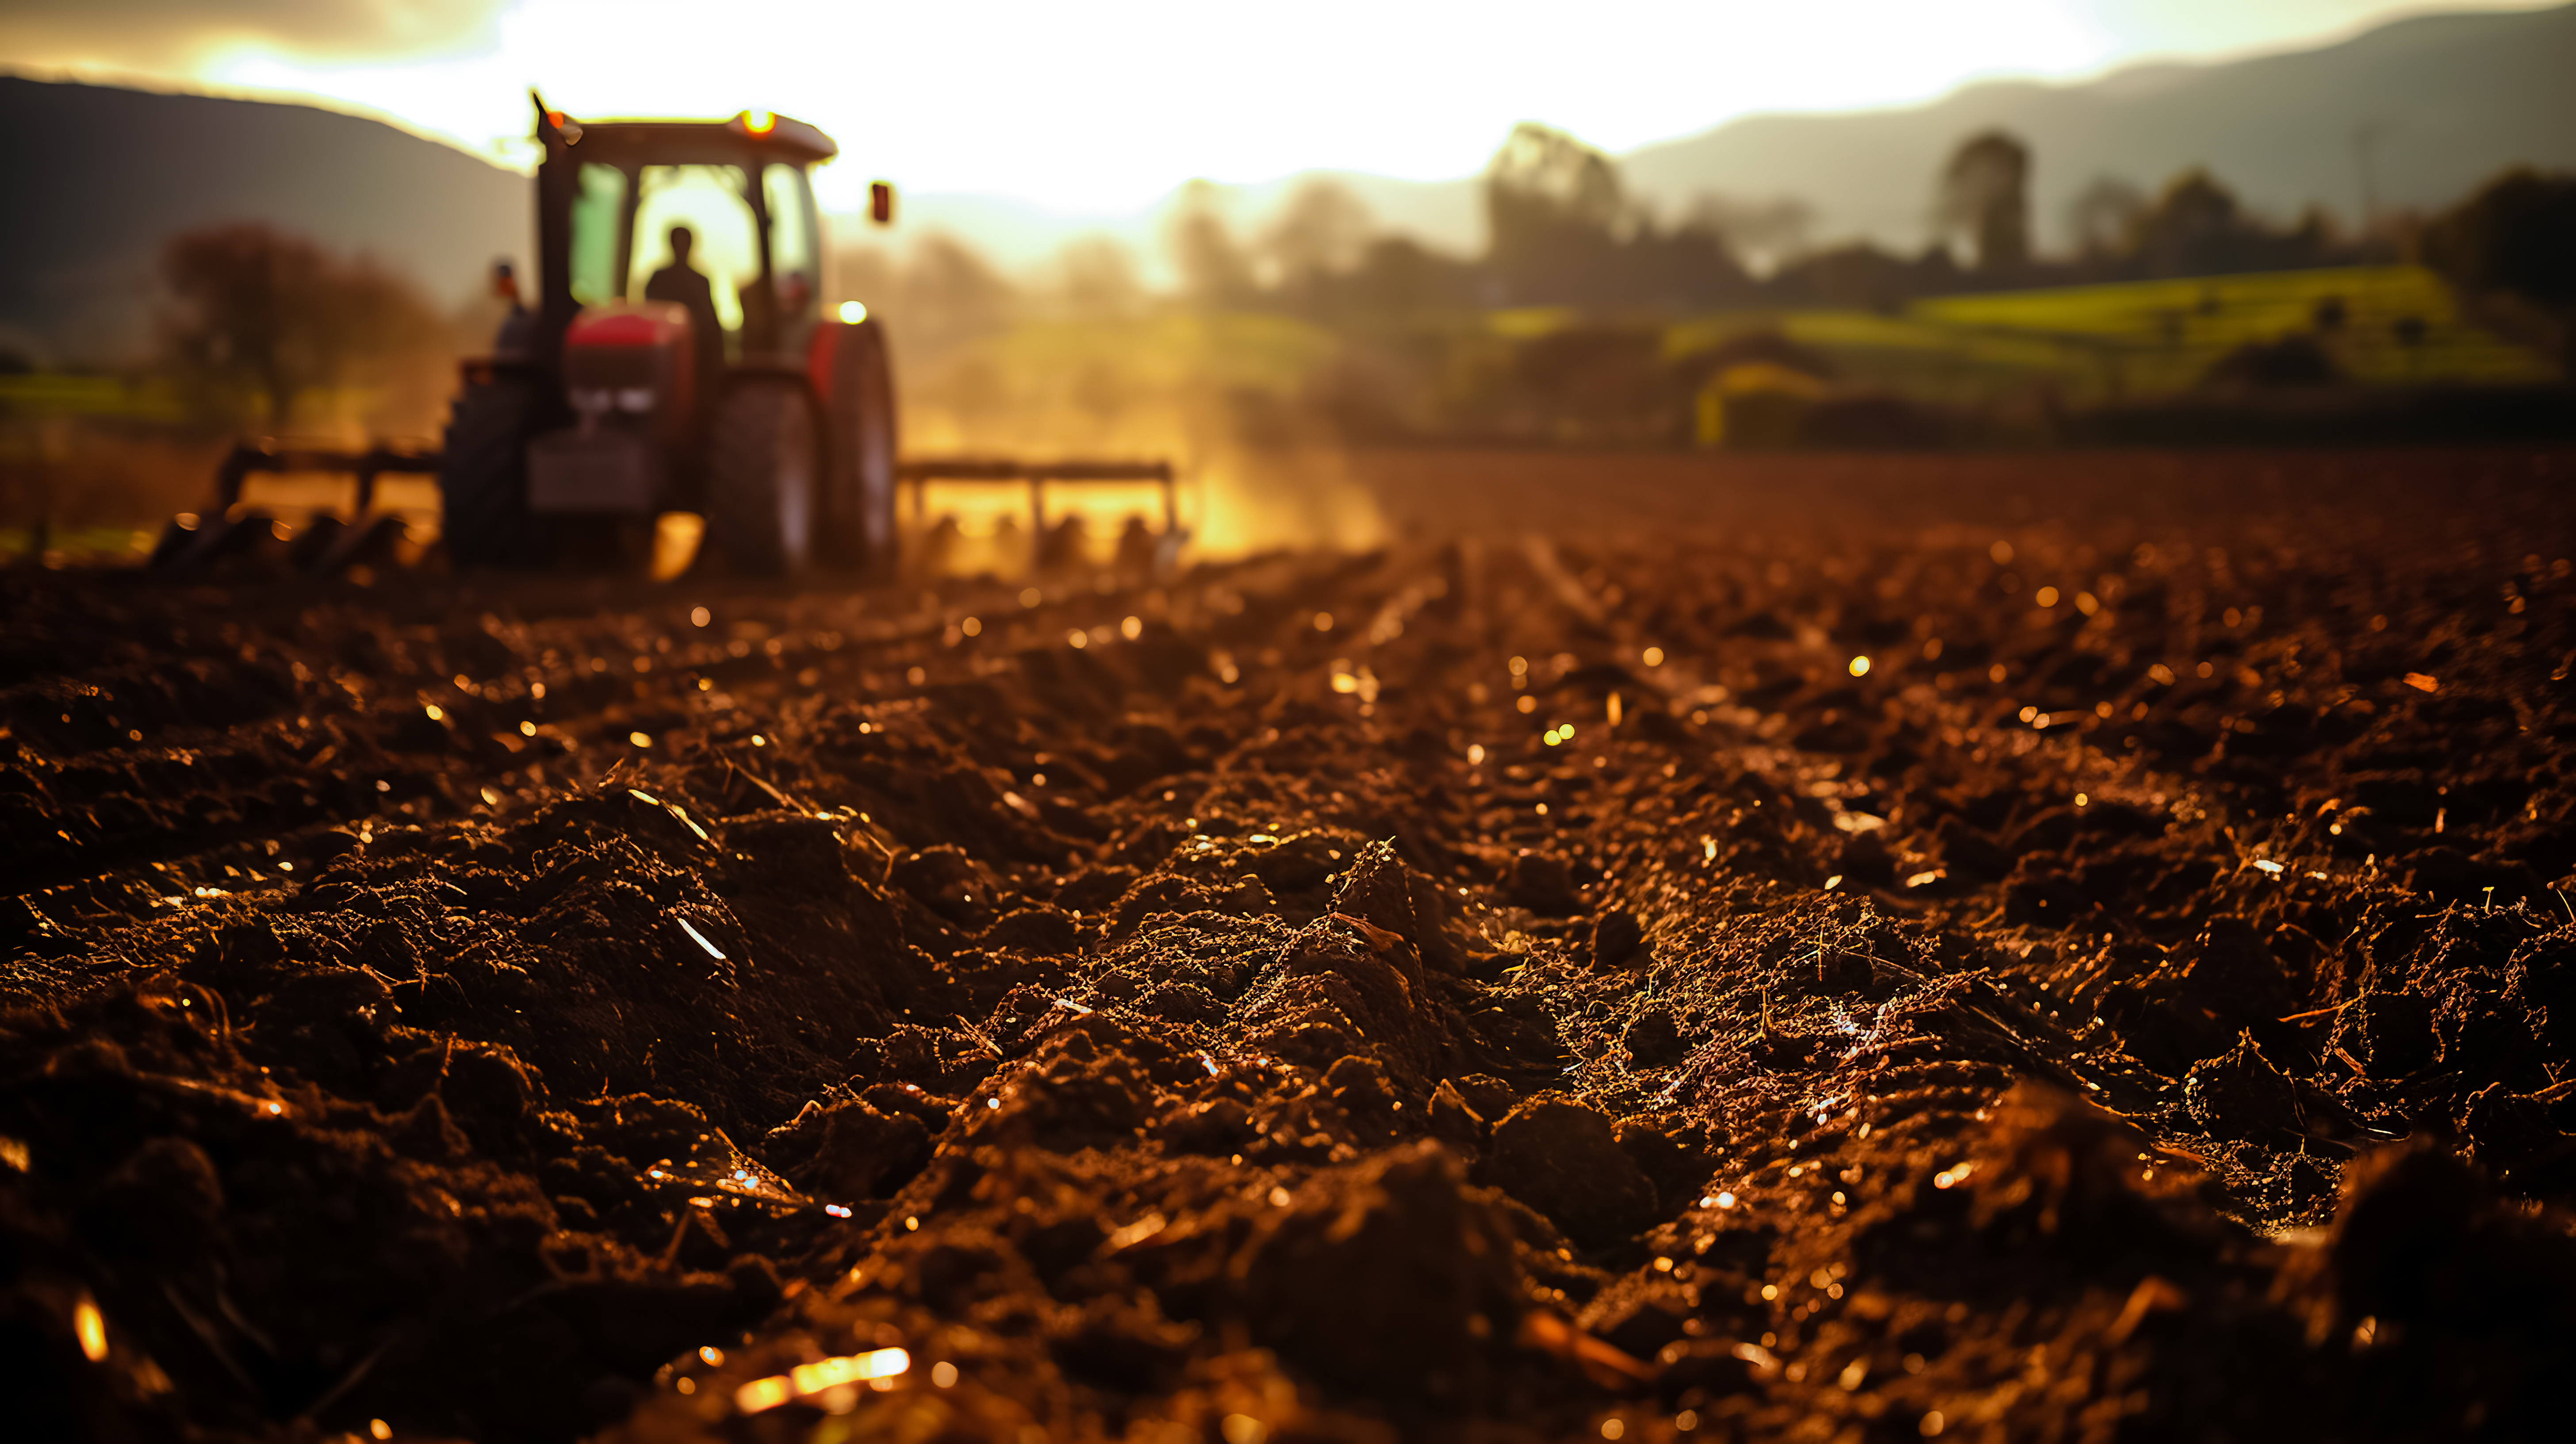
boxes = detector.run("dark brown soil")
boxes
[7,447,2576,1444]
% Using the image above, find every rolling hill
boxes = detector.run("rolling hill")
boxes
[0,78,526,368]
[1618,2,2576,254]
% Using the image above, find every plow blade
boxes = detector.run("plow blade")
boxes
[148,445,1185,580]
[896,456,1180,534]
[152,442,440,577]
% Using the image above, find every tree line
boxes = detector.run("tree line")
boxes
[137,123,2576,435]
[832,120,2571,361]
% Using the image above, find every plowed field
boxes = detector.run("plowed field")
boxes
[6,447,2576,1444]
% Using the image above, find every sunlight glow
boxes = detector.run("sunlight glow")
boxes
[63,0,2526,212]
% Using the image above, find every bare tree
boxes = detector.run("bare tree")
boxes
[1936,131,2032,273]
[161,222,446,433]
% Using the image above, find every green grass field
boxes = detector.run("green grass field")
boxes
[1917,265,2557,391]
[1667,266,2561,407]
[0,374,190,422]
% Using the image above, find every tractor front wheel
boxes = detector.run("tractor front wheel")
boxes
[703,375,824,578]
[436,367,549,570]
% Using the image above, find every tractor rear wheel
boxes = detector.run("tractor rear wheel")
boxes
[704,375,824,578]
[437,368,548,569]
[818,320,899,575]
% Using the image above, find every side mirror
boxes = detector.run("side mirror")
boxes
[870,181,897,227]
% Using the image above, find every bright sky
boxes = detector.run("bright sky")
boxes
[4,0,2555,212]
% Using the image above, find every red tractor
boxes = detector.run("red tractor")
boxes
[441,99,895,577]
[154,98,1176,581]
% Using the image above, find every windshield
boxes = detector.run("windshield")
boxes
[627,164,760,333]
[763,162,821,329]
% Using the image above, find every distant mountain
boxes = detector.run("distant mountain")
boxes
[1617,3,2576,255]
[0,78,526,367]
[974,3,2572,275]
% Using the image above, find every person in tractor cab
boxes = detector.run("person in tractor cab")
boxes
[643,225,724,389]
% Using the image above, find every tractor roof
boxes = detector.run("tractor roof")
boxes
[544,109,837,168]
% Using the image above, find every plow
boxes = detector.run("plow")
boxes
[150,98,1178,582]
[147,440,439,576]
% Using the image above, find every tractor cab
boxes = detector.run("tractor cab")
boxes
[548,109,835,371]
[414,100,905,579]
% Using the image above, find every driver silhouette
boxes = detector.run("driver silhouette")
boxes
[644,225,724,389]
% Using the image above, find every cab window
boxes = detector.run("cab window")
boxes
[568,163,628,308]
[762,163,821,323]
[626,164,759,333]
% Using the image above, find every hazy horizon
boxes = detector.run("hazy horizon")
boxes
[4,1,2561,216]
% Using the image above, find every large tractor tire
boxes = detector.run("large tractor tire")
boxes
[817,319,899,575]
[703,374,824,578]
[437,368,549,569]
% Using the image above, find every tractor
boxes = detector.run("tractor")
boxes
[154,97,1174,580]
[450,98,892,577]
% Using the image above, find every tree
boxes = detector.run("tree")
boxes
[1262,178,1373,286]
[2421,167,2576,367]
[1770,242,1961,310]
[1487,122,1625,233]
[2131,169,2241,275]
[1685,193,1813,274]
[1165,180,1257,309]
[1333,236,1484,318]
[1936,131,2031,273]
[2118,169,2335,278]
[2067,177,2147,261]
[1623,219,1756,310]
[1484,123,1629,305]
[1053,236,1142,320]
[160,222,446,433]
[2421,169,2576,309]
[832,234,1019,361]
[834,243,902,315]
[1481,123,1750,309]
[903,232,1017,357]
